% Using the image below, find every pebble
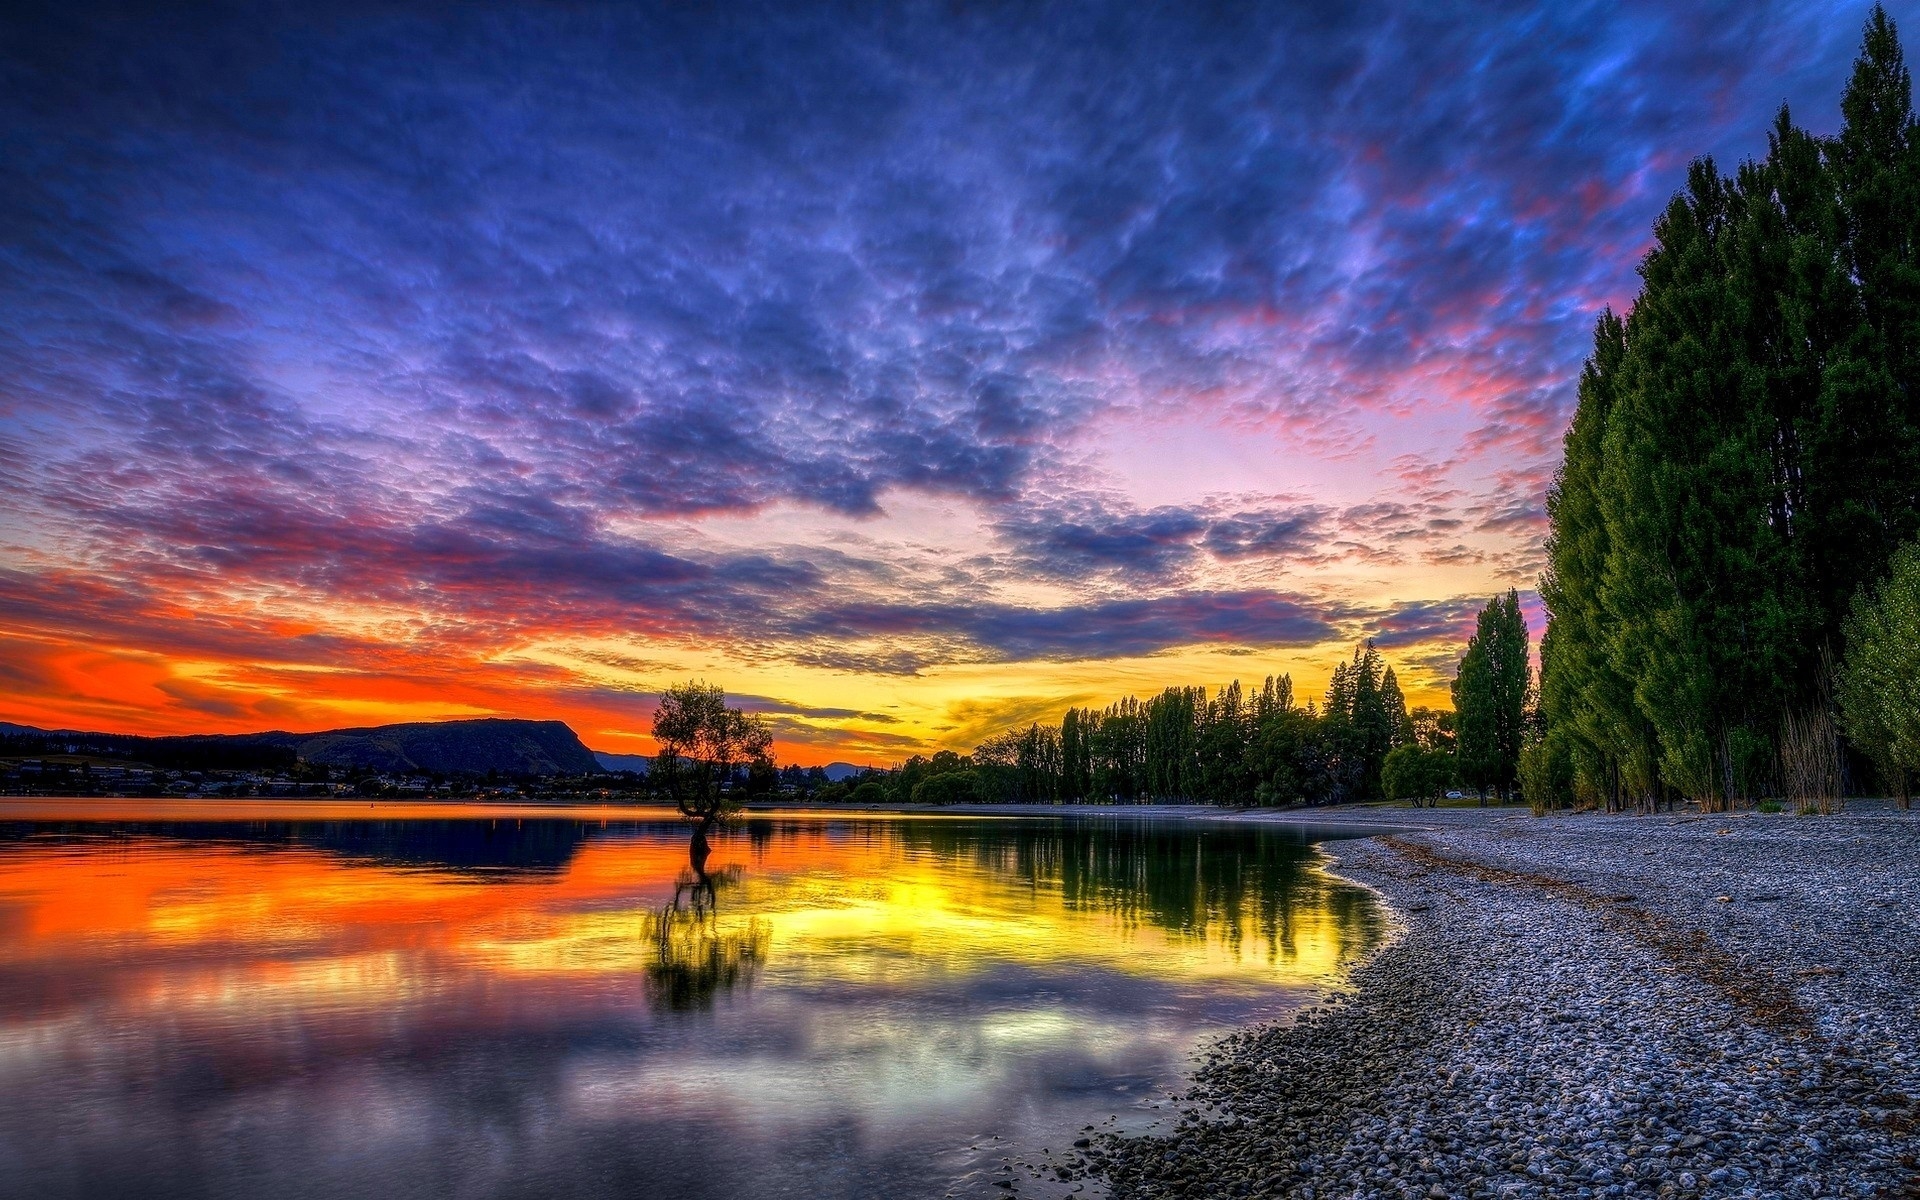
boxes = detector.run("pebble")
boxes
[1069,801,1920,1199]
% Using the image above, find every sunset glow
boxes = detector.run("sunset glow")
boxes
[0,2,1896,760]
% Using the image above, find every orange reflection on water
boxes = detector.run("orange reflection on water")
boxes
[0,802,1388,1200]
[0,802,1381,1027]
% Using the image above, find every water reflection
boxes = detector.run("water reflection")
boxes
[0,812,598,873]
[646,863,771,1012]
[0,802,1383,1199]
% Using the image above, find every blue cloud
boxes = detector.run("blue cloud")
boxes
[0,0,1901,681]
[789,590,1349,666]
[994,497,1338,582]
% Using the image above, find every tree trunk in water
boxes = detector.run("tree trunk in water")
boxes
[690,819,715,875]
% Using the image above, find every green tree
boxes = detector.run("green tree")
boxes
[1248,674,1310,805]
[972,729,1021,802]
[653,682,775,842]
[1619,153,1807,809]
[892,754,932,805]
[1408,706,1455,753]
[1016,723,1062,802]
[1826,9,1920,592]
[1382,743,1452,807]
[912,770,981,806]
[1839,540,1920,807]
[1143,687,1200,799]
[1542,310,1662,809]
[1540,8,1920,812]
[1381,667,1414,749]
[890,750,970,804]
[1197,681,1253,803]
[1060,708,1091,801]
[1089,696,1147,801]
[1517,733,1575,816]
[1452,592,1530,802]
[1346,644,1391,798]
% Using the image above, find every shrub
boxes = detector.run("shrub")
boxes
[1382,744,1451,806]
[1779,707,1844,815]
[911,770,979,806]
[1518,733,1574,816]
[1838,539,1920,809]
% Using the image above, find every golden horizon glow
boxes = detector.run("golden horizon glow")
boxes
[0,603,1472,767]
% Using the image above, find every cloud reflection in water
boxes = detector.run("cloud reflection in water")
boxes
[0,804,1383,1199]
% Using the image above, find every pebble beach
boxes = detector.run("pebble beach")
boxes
[1069,805,1920,1199]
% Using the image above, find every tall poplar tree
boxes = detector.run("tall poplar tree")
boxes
[1453,592,1530,801]
[1542,311,1660,806]
[1813,9,1920,637]
[1541,7,1920,809]
[1060,708,1092,801]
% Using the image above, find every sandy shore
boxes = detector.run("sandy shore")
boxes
[1042,804,1920,1199]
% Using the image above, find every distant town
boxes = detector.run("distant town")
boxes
[0,758,862,803]
[0,718,864,803]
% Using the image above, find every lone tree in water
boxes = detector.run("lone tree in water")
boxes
[653,682,774,857]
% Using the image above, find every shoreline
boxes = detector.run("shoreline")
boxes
[1050,806,1920,1199]
[14,796,1916,1195]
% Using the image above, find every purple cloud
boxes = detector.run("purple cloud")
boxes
[0,0,1900,718]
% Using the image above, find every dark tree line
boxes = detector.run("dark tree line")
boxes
[1537,9,1920,812]
[873,634,1531,808]
[649,595,1542,812]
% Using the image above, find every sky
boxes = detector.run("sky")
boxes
[1,0,1910,764]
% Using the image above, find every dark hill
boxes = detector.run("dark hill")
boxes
[1,718,601,777]
[592,752,653,774]
[253,718,600,776]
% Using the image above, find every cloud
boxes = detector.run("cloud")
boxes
[936,694,1090,748]
[1365,596,1490,649]
[1201,507,1336,561]
[995,495,1336,582]
[1365,590,1546,651]
[5,0,1866,535]
[992,502,1209,582]
[755,718,926,752]
[791,589,1346,665]
[0,0,1886,749]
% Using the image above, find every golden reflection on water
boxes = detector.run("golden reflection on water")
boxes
[0,804,1376,1017]
[0,801,1384,1200]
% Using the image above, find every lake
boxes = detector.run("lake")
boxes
[0,801,1385,1199]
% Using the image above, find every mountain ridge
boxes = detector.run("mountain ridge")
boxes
[2,717,601,777]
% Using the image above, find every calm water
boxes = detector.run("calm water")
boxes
[0,801,1384,1200]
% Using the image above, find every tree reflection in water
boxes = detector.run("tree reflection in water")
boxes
[886,817,1381,967]
[644,842,771,1012]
